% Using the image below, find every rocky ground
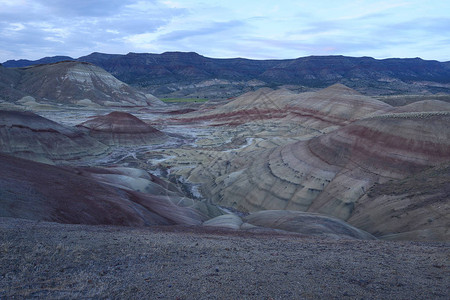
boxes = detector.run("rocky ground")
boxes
[1,218,448,299]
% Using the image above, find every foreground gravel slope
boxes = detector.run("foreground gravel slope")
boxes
[0,217,448,299]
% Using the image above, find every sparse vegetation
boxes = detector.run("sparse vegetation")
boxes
[161,98,208,103]
[375,94,450,106]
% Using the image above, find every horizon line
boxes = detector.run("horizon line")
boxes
[2,51,449,64]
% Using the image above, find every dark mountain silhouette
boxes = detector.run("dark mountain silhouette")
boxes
[3,52,450,96]
[3,56,73,68]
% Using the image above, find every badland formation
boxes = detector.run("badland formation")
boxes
[0,53,448,298]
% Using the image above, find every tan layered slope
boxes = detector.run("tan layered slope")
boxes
[193,91,450,240]
[13,61,164,107]
[387,99,450,113]
[175,84,391,129]
[0,153,213,226]
[171,88,299,126]
[305,112,450,216]
[285,83,392,128]
[348,163,450,241]
[77,111,167,146]
[212,113,450,210]
[0,110,108,163]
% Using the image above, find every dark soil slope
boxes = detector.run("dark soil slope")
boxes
[0,153,207,226]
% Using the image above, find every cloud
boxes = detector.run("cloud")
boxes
[0,0,187,60]
[390,17,450,33]
[293,20,345,35]
[336,0,409,21]
[0,0,450,62]
[37,0,137,17]
[157,20,244,42]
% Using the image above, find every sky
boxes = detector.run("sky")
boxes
[1,0,450,62]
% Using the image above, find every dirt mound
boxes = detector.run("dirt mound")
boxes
[17,61,164,106]
[0,110,108,163]
[77,111,167,145]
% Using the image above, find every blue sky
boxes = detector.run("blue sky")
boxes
[1,0,449,62]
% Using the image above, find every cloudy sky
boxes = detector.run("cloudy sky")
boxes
[1,0,449,62]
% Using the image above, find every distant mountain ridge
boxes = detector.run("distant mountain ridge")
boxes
[3,56,73,68]
[3,52,450,96]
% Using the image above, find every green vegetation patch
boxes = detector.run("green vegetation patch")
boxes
[161,98,209,103]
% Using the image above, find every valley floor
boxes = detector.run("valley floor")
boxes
[1,217,448,299]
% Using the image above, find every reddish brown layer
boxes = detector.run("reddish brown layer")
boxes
[171,106,349,126]
[79,111,163,134]
[308,115,450,177]
[0,153,205,226]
